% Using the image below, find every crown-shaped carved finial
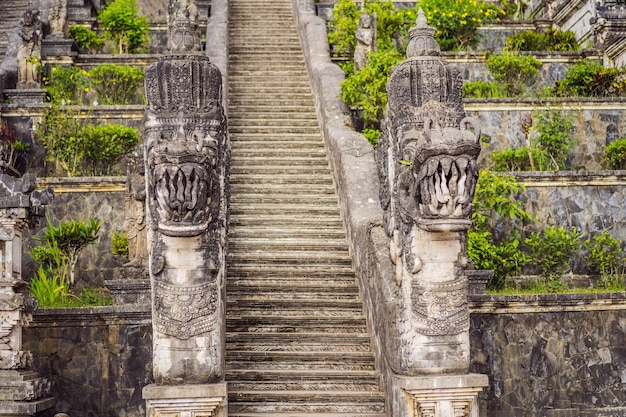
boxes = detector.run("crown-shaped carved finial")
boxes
[406,8,441,57]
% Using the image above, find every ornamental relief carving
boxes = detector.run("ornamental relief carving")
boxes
[410,276,469,336]
[153,280,220,340]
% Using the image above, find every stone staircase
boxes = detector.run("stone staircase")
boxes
[225,0,386,415]
[0,0,30,59]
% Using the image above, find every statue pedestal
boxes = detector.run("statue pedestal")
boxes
[143,383,227,417]
[42,38,78,64]
[2,89,46,106]
[105,278,150,305]
[392,374,488,417]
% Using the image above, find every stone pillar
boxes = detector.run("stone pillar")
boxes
[0,173,54,416]
[375,9,487,417]
[142,1,229,415]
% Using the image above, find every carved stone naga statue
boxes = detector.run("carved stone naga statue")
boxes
[376,9,481,375]
[143,0,229,385]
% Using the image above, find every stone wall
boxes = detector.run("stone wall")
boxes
[21,291,626,417]
[23,305,152,417]
[470,293,626,417]
[467,99,626,171]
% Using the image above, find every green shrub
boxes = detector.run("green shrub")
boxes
[29,265,68,307]
[68,24,104,53]
[362,128,381,146]
[469,170,533,289]
[584,231,625,290]
[98,0,150,54]
[487,53,541,96]
[534,110,575,170]
[605,137,626,170]
[81,124,140,176]
[43,65,91,104]
[462,80,502,98]
[417,0,502,51]
[505,28,579,52]
[111,230,129,258]
[88,64,144,104]
[341,48,404,128]
[525,225,581,287]
[37,105,140,176]
[38,105,86,176]
[553,59,626,97]
[32,217,101,285]
[490,111,574,172]
[491,146,549,171]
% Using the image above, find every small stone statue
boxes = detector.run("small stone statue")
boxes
[123,154,147,268]
[167,0,201,51]
[48,0,68,38]
[16,9,42,89]
[354,10,376,72]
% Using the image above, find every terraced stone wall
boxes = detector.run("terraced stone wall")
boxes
[468,100,626,171]
[470,294,626,417]
[22,297,626,417]
[23,306,152,417]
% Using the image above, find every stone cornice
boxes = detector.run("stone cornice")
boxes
[464,97,626,111]
[470,291,626,314]
[36,176,126,193]
[28,304,151,327]
[513,170,626,187]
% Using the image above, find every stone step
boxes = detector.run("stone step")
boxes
[226,368,380,390]
[228,125,318,134]
[227,392,385,414]
[226,264,354,277]
[230,147,325,157]
[226,317,368,334]
[227,350,375,368]
[226,253,352,268]
[229,413,385,417]
[229,105,320,113]
[230,168,331,177]
[229,173,333,184]
[229,182,336,193]
[230,195,337,207]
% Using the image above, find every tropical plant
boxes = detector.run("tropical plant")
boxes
[32,217,101,285]
[341,48,403,129]
[98,0,150,54]
[553,59,626,97]
[584,231,625,290]
[462,80,502,98]
[29,265,68,307]
[490,111,574,172]
[417,0,502,51]
[486,53,541,96]
[504,28,579,52]
[37,105,86,176]
[605,137,626,170]
[81,124,141,175]
[524,225,581,289]
[68,24,105,53]
[111,230,129,258]
[88,64,145,105]
[43,65,91,104]
[468,170,533,289]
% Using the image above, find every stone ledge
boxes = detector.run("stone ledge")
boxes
[29,304,151,327]
[36,176,126,193]
[470,291,626,314]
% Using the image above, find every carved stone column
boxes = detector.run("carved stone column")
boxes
[376,9,487,417]
[142,1,229,415]
[0,173,54,416]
